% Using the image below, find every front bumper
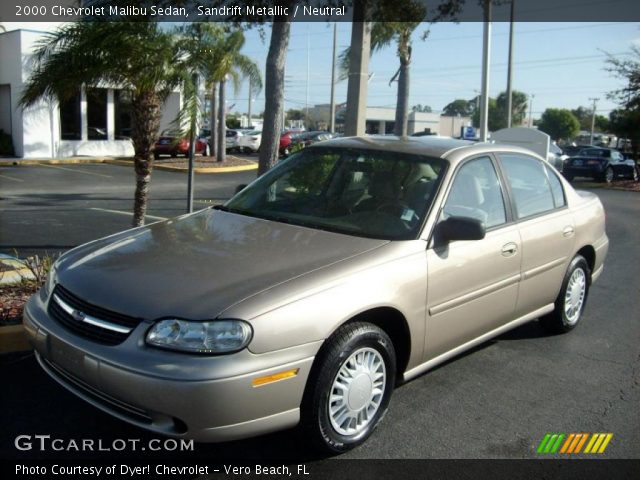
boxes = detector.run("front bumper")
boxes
[24,293,319,442]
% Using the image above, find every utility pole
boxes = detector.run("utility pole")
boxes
[329,22,337,133]
[506,0,515,128]
[247,82,252,128]
[528,94,535,127]
[187,73,198,213]
[344,0,372,137]
[479,0,492,142]
[305,27,310,129]
[589,97,599,145]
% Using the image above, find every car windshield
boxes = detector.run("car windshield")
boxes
[222,147,446,240]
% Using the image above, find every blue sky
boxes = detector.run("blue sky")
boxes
[231,21,640,120]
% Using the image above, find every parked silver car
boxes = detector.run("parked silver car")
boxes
[25,136,609,452]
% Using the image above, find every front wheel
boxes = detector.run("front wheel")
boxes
[301,322,396,453]
[604,166,614,183]
[540,255,590,333]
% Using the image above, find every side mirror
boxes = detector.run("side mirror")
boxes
[234,184,248,194]
[434,216,486,245]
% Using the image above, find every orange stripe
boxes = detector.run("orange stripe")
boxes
[567,434,582,453]
[560,434,576,453]
[574,433,589,453]
[597,434,613,453]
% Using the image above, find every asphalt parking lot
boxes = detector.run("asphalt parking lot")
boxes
[0,162,257,256]
[1,163,639,461]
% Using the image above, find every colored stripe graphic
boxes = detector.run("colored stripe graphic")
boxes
[584,433,614,454]
[539,433,613,454]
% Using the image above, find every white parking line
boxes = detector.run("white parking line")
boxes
[89,208,167,221]
[39,163,113,178]
[0,173,24,182]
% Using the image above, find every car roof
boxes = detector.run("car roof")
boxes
[310,135,548,167]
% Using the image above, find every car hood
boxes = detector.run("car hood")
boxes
[55,209,388,321]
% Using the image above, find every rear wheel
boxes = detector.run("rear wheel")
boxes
[540,255,590,333]
[301,322,396,453]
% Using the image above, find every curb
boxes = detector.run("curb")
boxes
[1,157,258,173]
[0,324,31,354]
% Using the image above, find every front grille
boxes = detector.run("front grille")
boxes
[48,285,141,345]
[39,355,153,425]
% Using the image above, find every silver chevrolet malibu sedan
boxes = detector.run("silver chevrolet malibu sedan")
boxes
[25,136,609,452]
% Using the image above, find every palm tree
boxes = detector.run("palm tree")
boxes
[179,24,262,163]
[340,20,424,137]
[20,22,184,227]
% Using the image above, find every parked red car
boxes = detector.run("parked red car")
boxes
[154,131,209,159]
[279,129,305,157]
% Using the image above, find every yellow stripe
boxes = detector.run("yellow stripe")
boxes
[584,433,599,453]
[590,433,606,453]
[574,433,589,453]
[560,434,575,453]
[597,434,613,453]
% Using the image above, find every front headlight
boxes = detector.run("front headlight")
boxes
[146,319,253,354]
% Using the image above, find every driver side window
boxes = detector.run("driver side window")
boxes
[443,156,507,229]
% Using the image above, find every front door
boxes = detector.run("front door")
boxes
[426,155,521,360]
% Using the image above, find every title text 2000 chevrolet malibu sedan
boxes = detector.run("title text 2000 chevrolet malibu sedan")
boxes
[24,136,608,452]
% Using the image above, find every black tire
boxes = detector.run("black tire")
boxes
[540,255,591,334]
[604,166,614,183]
[301,322,396,453]
[564,174,574,182]
[632,166,639,182]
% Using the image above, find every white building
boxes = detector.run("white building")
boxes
[0,23,181,159]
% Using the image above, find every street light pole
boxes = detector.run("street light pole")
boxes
[329,22,337,133]
[528,94,535,127]
[589,97,599,145]
[479,0,492,142]
[506,0,515,128]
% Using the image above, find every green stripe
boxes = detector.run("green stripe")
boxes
[550,434,566,453]
[537,433,552,454]
[544,434,559,453]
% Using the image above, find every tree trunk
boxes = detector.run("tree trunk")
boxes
[217,79,226,163]
[209,82,217,159]
[394,37,411,137]
[258,18,291,176]
[130,90,162,227]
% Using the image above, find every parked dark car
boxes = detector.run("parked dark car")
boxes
[561,145,584,158]
[154,131,209,159]
[563,147,638,183]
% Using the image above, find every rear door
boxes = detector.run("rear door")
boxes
[497,153,576,317]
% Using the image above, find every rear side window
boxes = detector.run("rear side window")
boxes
[499,154,557,220]
[545,165,566,209]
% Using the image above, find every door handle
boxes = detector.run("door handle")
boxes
[562,226,575,237]
[501,242,518,256]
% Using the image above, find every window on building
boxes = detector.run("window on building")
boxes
[59,91,81,140]
[114,89,133,139]
[87,88,108,140]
